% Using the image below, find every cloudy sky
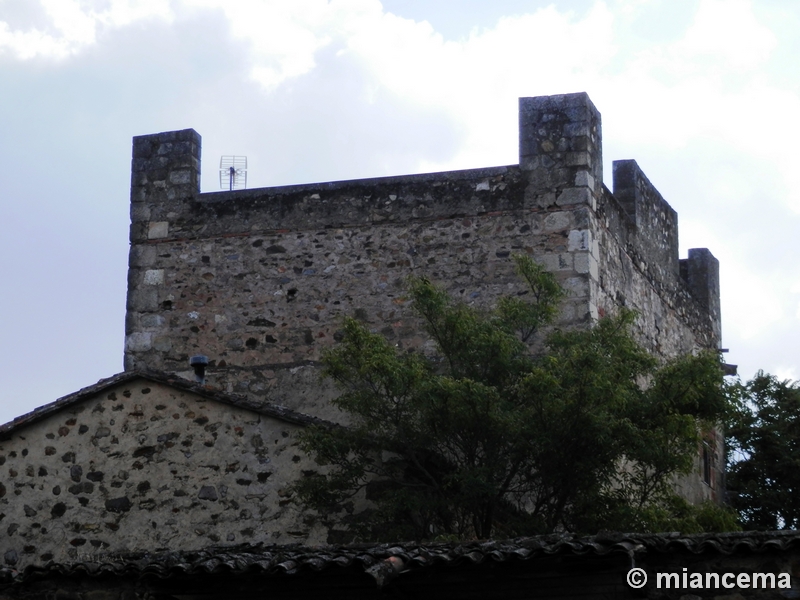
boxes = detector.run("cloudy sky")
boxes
[1,0,798,425]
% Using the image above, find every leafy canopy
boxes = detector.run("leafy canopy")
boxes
[293,256,736,540]
[726,373,800,530]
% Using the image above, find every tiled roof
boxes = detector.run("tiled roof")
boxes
[0,370,332,440]
[3,531,800,586]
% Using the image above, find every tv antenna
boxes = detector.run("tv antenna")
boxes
[219,156,247,191]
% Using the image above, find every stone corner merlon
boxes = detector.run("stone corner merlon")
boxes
[518,92,602,209]
[129,128,202,243]
[681,248,722,343]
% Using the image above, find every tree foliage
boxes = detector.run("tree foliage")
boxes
[293,256,736,540]
[726,373,800,530]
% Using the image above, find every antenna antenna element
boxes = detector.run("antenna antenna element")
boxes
[219,156,247,190]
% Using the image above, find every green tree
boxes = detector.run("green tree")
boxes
[294,256,735,540]
[726,373,800,529]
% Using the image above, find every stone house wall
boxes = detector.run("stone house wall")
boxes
[0,374,325,573]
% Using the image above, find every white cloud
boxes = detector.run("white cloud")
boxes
[0,0,173,59]
[183,0,336,89]
[90,1,609,171]
[96,0,174,27]
[725,269,787,342]
[40,0,97,45]
[595,1,800,220]
[676,0,777,71]
[178,0,398,91]
[0,21,70,59]
[337,2,618,169]
[773,367,798,384]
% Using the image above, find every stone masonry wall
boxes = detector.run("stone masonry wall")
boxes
[125,156,599,414]
[0,377,324,573]
[595,161,721,355]
[592,176,723,503]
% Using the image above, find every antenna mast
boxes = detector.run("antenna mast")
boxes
[219,156,247,191]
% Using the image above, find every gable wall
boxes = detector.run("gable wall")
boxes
[0,379,322,572]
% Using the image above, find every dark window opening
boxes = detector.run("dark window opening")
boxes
[702,442,712,486]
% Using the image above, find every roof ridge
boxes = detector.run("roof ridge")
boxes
[0,369,335,438]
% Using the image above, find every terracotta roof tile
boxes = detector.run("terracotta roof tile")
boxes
[4,531,800,585]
